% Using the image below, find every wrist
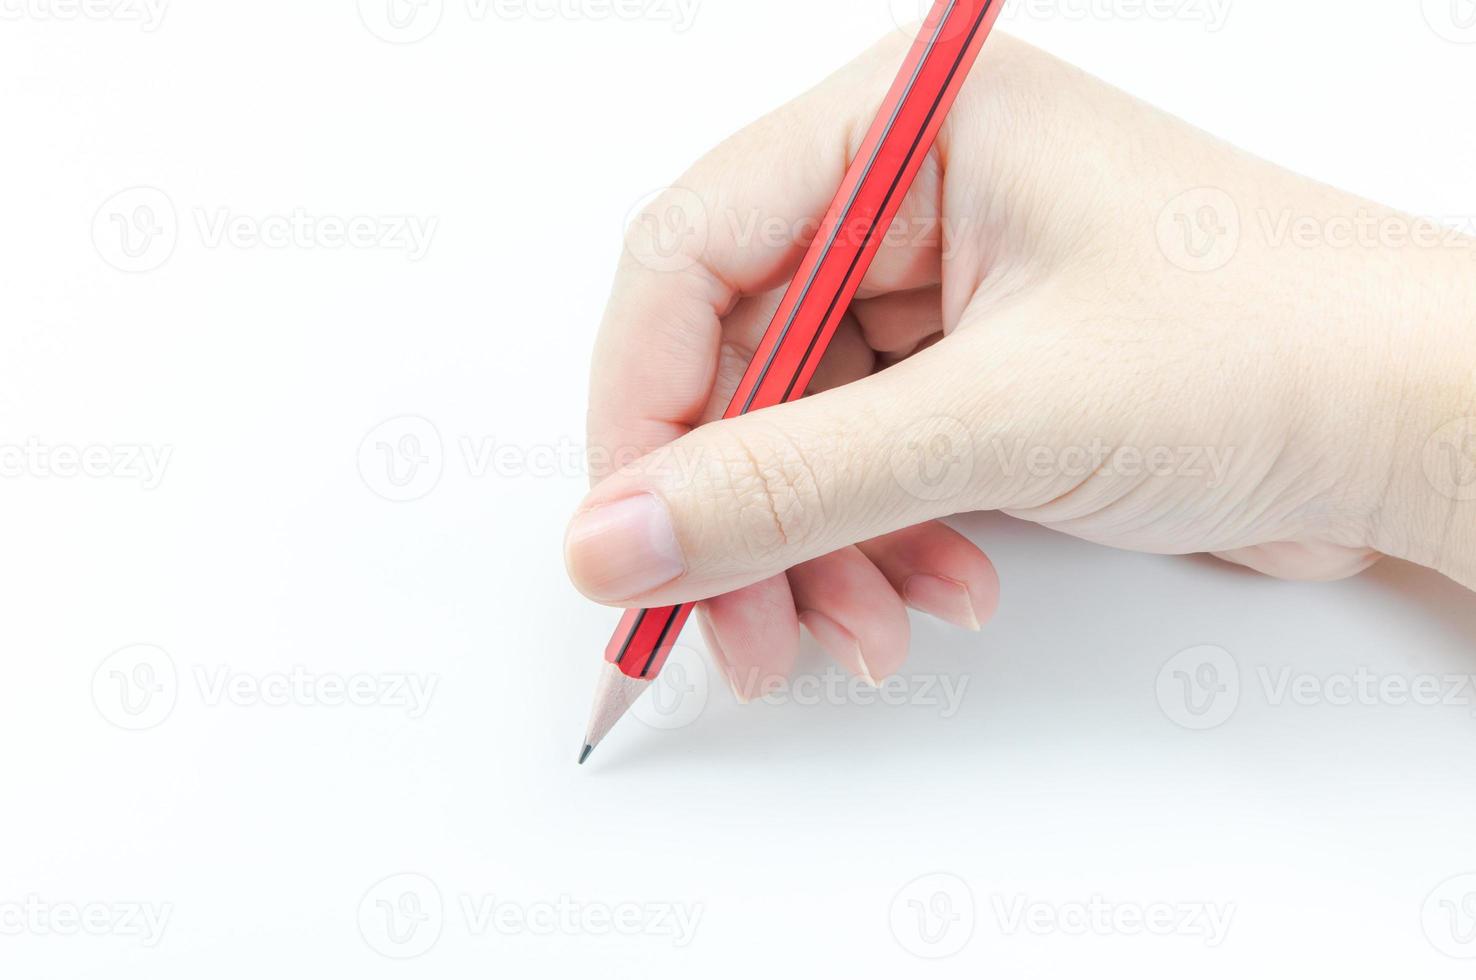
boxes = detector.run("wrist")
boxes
[1367,250,1476,588]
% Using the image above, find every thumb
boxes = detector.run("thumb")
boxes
[564,340,991,607]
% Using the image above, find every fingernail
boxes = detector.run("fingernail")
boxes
[799,611,880,686]
[565,493,685,602]
[696,612,749,705]
[902,574,983,631]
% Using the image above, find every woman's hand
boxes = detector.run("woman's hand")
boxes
[564,32,1476,698]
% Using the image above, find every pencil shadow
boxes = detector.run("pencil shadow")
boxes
[595,514,1476,776]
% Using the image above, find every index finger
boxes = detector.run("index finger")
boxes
[587,35,920,479]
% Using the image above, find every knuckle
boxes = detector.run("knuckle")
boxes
[709,427,826,559]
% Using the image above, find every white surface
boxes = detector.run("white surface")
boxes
[2,2,1475,976]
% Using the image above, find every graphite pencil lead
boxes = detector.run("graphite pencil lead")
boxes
[578,744,593,766]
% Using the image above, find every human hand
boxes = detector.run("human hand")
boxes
[565,32,1476,698]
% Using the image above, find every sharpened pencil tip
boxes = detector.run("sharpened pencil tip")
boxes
[580,662,651,767]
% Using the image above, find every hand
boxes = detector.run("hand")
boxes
[565,32,1476,699]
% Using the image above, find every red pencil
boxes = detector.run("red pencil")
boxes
[581,0,1005,763]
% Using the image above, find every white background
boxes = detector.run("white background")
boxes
[2,0,1475,976]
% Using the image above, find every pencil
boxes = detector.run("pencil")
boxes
[581,0,1005,764]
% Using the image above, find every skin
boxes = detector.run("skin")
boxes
[564,32,1476,700]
